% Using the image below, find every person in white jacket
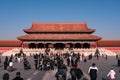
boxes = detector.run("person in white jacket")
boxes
[8,61,13,72]
[107,69,116,80]
[88,63,98,80]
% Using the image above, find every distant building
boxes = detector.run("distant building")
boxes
[17,22,101,49]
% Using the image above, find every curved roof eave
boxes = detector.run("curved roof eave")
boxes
[18,34,102,41]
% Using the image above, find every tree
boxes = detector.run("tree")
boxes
[19,48,24,56]
[95,48,100,55]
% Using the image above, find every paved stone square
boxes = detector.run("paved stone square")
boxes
[0,55,120,80]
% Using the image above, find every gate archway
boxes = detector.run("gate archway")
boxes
[46,43,52,48]
[74,43,81,48]
[54,43,65,49]
[67,43,73,48]
[29,43,36,48]
[83,43,90,48]
[38,43,44,48]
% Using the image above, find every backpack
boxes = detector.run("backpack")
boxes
[90,69,97,77]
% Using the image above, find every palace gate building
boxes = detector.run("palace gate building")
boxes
[17,22,102,49]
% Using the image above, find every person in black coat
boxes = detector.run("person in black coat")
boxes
[88,63,98,80]
[4,56,9,70]
[76,66,83,80]
[13,72,24,80]
[23,58,31,70]
[70,66,77,80]
[67,57,70,66]
[71,57,78,67]
[4,61,8,70]
[2,73,9,80]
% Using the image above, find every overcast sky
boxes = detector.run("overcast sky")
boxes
[0,0,120,40]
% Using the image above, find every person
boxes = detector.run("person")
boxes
[0,56,1,63]
[2,73,9,80]
[70,66,77,80]
[13,72,24,80]
[4,56,9,70]
[55,69,66,80]
[23,58,31,70]
[8,61,13,72]
[88,63,98,80]
[4,61,8,70]
[107,69,116,80]
[67,57,70,66]
[76,66,83,80]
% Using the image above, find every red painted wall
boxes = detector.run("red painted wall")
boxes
[0,40,22,47]
[97,40,120,47]
[0,40,120,47]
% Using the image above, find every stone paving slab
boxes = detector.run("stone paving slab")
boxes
[79,56,120,80]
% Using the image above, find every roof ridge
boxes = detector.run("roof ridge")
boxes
[32,22,87,24]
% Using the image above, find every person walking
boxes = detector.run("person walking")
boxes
[107,69,116,80]
[8,61,13,72]
[23,58,31,70]
[88,63,98,80]
[4,56,9,70]
[70,66,77,80]
[76,66,84,80]
[13,72,24,80]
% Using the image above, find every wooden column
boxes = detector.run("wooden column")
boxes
[73,43,75,48]
[44,43,46,48]
[36,43,38,48]
[65,43,67,48]
[52,43,54,48]
[22,43,24,48]
[81,43,83,48]
[27,43,29,48]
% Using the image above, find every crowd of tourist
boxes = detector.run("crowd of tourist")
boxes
[0,47,119,80]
